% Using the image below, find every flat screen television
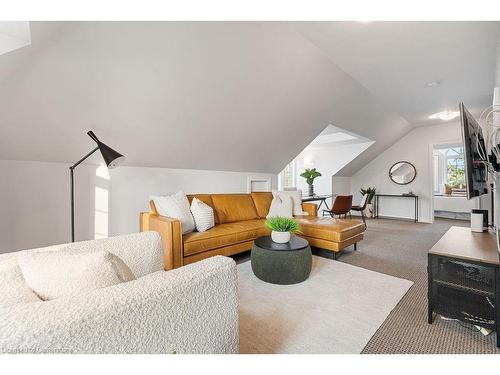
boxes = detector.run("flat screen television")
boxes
[460,102,488,199]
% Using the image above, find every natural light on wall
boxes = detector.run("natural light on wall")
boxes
[278,124,374,191]
[95,165,110,239]
[0,22,31,56]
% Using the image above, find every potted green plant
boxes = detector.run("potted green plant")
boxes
[360,187,376,218]
[300,168,322,196]
[265,216,301,243]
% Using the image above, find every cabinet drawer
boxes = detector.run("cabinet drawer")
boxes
[432,285,495,328]
[430,256,495,295]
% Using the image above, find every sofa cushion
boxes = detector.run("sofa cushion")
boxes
[211,194,259,224]
[251,192,273,218]
[297,217,365,242]
[183,219,269,256]
[19,249,136,301]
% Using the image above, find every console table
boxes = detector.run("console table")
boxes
[374,194,419,223]
[428,226,500,347]
[302,194,335,211]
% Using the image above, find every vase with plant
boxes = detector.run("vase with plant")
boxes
[360,187,376,218]
[265,216,301,243]
[300,168,322,196]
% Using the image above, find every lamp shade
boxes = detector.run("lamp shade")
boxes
[98,142,125,169]
[87,131,125,169]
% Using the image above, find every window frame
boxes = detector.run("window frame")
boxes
[279,160,296,190]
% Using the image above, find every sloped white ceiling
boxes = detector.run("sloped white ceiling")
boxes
[295,22,500,127]
[297,125,375,178]
[0,22,415,173]
[0,22,31,56]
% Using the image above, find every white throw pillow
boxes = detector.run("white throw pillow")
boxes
[151,191,195,234]
[266,195,293,218]
[190,197,215,232]
[272,189,307,216]
[18,249,136,301]
[0,264,42,307]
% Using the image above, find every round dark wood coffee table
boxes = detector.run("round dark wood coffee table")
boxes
[251,236,312,285]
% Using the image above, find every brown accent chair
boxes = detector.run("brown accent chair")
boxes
[323,195,353,219]
[140,192,365,269]
[350,194,368,229]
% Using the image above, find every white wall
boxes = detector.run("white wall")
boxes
[0,160,277,253]
[351,122,469,223]
[108,166,277,236]
[332,176,352,196]
[0,160,95,253]
[434,196,480,213]
[294,141,373,197]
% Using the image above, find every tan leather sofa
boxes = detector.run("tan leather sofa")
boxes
[140,192,365,270]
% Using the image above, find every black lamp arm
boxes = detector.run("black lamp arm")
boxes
[70,146,99,170]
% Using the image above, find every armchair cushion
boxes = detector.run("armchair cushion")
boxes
[0,264,41,307]
[19,249,135,301]
[17,232,164,278]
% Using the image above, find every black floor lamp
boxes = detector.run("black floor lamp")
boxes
[70,131,125,242]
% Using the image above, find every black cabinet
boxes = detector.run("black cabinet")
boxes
[428,253,500,345]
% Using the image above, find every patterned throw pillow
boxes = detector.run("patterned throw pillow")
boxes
[190,197,215,232]
[151,191,195,234]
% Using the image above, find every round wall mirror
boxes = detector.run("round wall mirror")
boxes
[389,161,416,185]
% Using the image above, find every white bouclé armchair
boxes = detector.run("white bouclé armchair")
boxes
[0,232,239,354]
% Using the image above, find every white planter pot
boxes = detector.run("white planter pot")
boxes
[364,203,374,218]
[271,231,291,243]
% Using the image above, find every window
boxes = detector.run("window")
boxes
[279,160,296,190]
[94,165,110,239]
[446,147,465,186]
[433,146,465,194]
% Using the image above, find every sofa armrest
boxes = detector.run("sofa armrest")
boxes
[140,212,183,270]
[0,256,239,354]
[301,202,318,217]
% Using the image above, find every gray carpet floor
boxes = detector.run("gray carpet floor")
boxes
[339,217,500,354]
[234,217,500,354]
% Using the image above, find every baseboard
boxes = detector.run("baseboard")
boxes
[372,214,430,224]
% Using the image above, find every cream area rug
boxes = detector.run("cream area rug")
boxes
[238,255,413,354]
